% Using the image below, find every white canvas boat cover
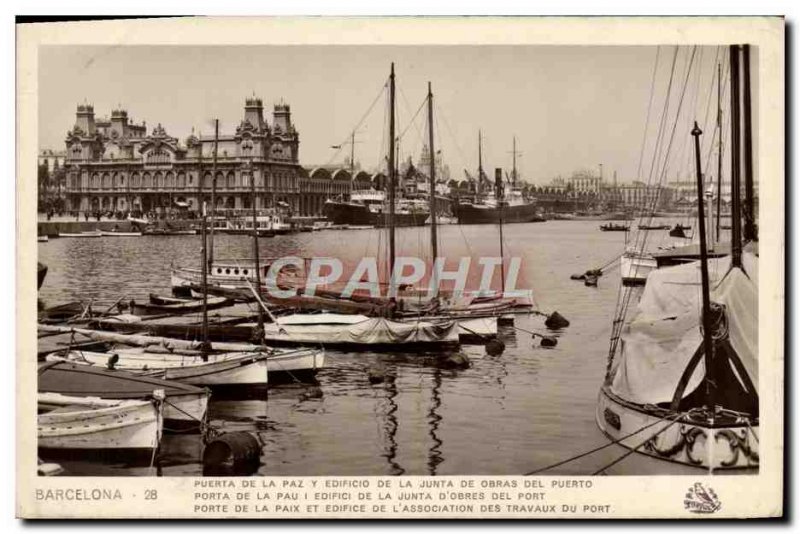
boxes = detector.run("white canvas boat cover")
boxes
[610,252,758,406]
[276,313,370,325]
[260,317,458,345]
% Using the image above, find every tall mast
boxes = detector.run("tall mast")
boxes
[729,45,742,268]
[691,122,714,414]
[477,130,483,195]
[512,136,517,184]
[388,63,397,286]
[742,44,756,242]
[350,130,355,175]
[496,167,506,295]
[716,61,723,242]
[199,148,210,357]
[209,119,219,270]
[427,82,438,264]
[249,159,264,334]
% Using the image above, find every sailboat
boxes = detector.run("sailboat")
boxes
[596,45,759,471]
[455,135,545,225]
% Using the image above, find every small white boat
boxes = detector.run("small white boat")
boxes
[38,392,163,453]
[100,230,143,237]
[241,313,460,350]
[37,235,49,243]
[57,231,102,238]
[111,345,324,383]
[620,249,658,286]
[50,350,270,387]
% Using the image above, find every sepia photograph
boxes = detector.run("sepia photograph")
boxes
[17,16,784,519]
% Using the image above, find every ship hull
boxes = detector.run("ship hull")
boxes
[323,201,428,227]
[455,202,545,224]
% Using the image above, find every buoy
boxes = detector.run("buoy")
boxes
[202,431,262,476]
[539,336,558,347]
[485,338,506,356]
[443,352,471,369]
[545,311,570,329]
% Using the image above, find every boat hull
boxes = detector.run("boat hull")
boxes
[58,351,270,388]
[38,398,161,453]
[57,231,101,238]
[620,254,657,286]
[99,231,142,237]
[38,361,209,430]
[455,202,545,225]
[596,385,759,471]
[323,201,428,227]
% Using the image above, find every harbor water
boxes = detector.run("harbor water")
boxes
[37,219,713,476]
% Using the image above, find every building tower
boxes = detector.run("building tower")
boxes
[74,103,96,135]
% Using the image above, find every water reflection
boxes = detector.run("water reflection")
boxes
[426,366,443,475]
[380,374,405,476]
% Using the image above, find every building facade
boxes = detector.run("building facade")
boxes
[61,98,343,217]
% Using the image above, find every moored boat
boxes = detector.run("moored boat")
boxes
[130,294,231,316]
[38,392,163,456]
[597,252,759,470]
[100,230,143,237]
[38,361,210,431]
[637,224,671,230]
[241,313,460,350]
[57,230,102,238]
[599,223,630,232]
[620,249,658,286]
[50,350,271,388]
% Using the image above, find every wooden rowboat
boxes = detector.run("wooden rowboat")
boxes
[57,231,102,238]
[50,350,270,388]
[130,295,231,316]
[99,230,143,237]
[38,361,209,431]
[38,392,163,454]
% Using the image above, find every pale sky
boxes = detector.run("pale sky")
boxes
[39,45,738,186]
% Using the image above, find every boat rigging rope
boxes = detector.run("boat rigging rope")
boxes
[608,46,699,368]
[324,80,388,168]
[634,46,662,185]
[523,411,683,476]
[397,86,427,146]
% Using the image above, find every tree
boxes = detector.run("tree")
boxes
[38,163,50,213]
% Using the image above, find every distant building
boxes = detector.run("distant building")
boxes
[38,149,67,173]
[60,97,342,216]
[612,181,673,211]
[568,170,603,195]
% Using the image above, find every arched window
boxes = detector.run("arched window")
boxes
[166,172,175,189]
[154,172,163,189]
[131,173,140,189]
[102,173,111,189]
[143,173,152,188]
[91,173,100,190]
[227,172,235,189]
[177,172,186,189]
